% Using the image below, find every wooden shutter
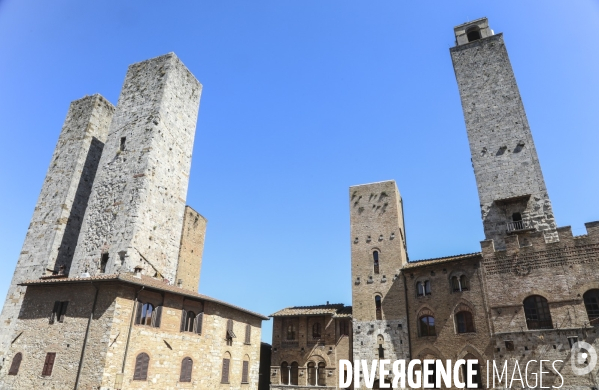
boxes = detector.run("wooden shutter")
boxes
[180,310,187,332]
[41,352,56,376]
[8,352,22,375]
[58,301,68,323]
[195,313,203,335]
[49,301,60,324]
[242,360,249,383]
[221,358,230,383]
[134,301,143,325]
[245,324,251,344]
[152,306,162,328]
[180,357,193,382]
[133,353,149,380]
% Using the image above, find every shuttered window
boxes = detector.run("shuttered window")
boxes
[135,303,161,327]
[8,352,22,375]
[244,324,251,344]
[49,301,69,324]
[226,319,235,345]
[41,353,56,376]
[221,358,230,383]
[180,357,193,382]
[242,360,249,383]
[133,353,150,380]
[196,312,203,335]
[151,306,162,328]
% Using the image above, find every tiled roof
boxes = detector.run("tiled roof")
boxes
[270,303,352,318]
[20,273,269,320]
[403,252,482,269]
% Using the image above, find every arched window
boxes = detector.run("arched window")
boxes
[425,280,431,295]
[307,362,316,386]
[523,295,553,330]
[318,362,326,386]
[312,322,321,339]
[286,324,296,340]
[135,302,162,327]
[221,353,231,384]
[584,290,599,325]
[375,295,382,320]
[281,362,289,384]
[377,335,385,358]
[455,311,475,333]
[461,354,482,388]
[460,275,468,291]
[290,362,299,385]
[133,353,150,381]
[185,311,196,332]
[466,27,481,42]
[180,357,193,382]
[419,315,436,337]
[373,251,380,274]
[417,282,424,296]
[8,352,22,376]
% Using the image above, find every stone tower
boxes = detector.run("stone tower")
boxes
[350,180,410,364]
[0,94,114,357]
[70,53,202,283]
[450,18,558,249]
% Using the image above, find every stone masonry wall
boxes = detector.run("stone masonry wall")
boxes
[482,222,599,388]
[176,206,207,292]
[450,29,557,249]
[71,53,202,282]
[350,180,410,365]
[0,283,117,390]
[0,94,114,362]
[270,315,351,389]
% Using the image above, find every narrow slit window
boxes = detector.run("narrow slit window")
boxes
[120,137,126,151]
[375,295,382,320]
[100,253,109,273]
[373,251,380,274]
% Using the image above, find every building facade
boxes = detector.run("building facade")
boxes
[0,53,268,389]
[270,18,599,389]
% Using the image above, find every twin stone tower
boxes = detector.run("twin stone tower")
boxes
[0,53,206,356]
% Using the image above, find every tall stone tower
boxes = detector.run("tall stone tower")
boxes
[350,180,410,364]
[450,18,558,249]
[0,94,114,357]
[70,53,202,283]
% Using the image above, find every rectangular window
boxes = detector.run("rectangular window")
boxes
[41,353,56,376]
[242,360,249,383]
[244,324,251,344]
[568,336,578,348]
[226,319,236,345]
[339,320,350,336]
[120,137,126,151]
[100,253,109,273]
[49,301,69,324]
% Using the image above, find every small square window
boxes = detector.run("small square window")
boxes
[505,341,514,351]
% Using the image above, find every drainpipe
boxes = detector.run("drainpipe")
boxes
[402,272,412,360]
[121,286,144,374]
[74,282,99,390]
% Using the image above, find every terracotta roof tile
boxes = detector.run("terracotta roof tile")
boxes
[270,303,352,318]
[20,273,269,320]
[403,252,482,269]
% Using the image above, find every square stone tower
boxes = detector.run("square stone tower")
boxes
[350,180,410,364]
[0,94,114,357]
[70,53,202,283]
[450,18,558,249]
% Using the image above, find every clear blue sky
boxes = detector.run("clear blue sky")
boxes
[0,1,598,343]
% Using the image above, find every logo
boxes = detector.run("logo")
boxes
[571,341,597,376]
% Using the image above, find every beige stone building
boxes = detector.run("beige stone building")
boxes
[270,18,599,389]
[0,52,268,389]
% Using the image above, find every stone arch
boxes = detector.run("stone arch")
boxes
[452,299,477,316]
[513,289,552,305]
[414,346,445,361]
[306,352,331,367]
[456,344,485,361]
[416,306,435,318]
[277,352,303,366]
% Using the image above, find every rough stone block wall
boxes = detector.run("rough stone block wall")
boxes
[0,283,117,389]
[111,290,262,390]
[176,206,207,292]
[349,180,409,364]
[270,315,351,389]
[0,94,114,361]
[71,53,202,282]
[450,30,557,249]
[482,222,599,387]
[404,257,494,385]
